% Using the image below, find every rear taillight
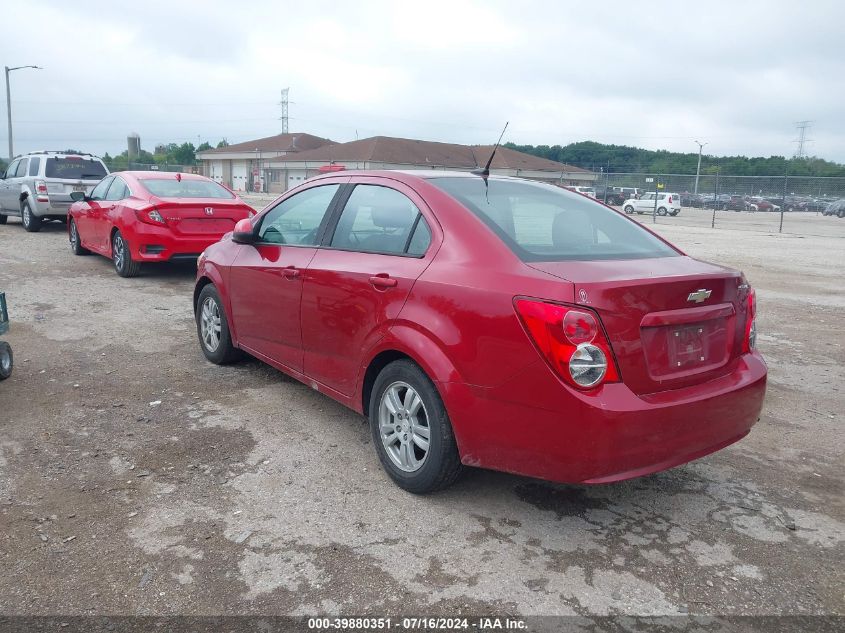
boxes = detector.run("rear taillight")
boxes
[668,195,673,203]
[515,299,620,389]
[743,288,757,352]
[35,180,48,194]
[135,208,166,225]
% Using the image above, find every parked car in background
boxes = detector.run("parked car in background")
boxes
[622,192,681,216]
[822,199,845,217]
[680,192,706,208]
[703,194,730,210]
[68,172,254,277]
[567,186,597,198]
[194,170,766,493]
[725,195,747,211]
[746,197,781,213]
[595,187,626,205]
[806,198,837,212]
[0,151,109,232]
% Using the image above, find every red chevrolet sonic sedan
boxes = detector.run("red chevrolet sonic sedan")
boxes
[68,172,253,277]
[194,171,767,493]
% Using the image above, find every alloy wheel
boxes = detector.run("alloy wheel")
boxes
[200,297,222,353]
[70,222,79,250]
[378,381,431,472]
[113,233,125,269]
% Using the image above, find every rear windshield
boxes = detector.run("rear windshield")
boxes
[45,157,107,180]
[140,178,234,199]
[430,177,679,262]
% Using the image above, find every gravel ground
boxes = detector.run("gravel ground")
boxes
[0,209,842,619]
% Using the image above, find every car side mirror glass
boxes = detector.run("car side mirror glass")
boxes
[69,191,86,202]
[232,218,256,245]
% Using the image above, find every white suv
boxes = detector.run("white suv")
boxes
[0,151,109,232]
[622,192,681,216]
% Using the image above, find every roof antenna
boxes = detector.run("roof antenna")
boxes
[472,121,509,177]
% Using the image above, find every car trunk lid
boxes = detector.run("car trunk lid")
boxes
[151,197,252,236]
[528,256,750,395]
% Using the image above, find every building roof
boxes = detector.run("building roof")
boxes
[199,132,334,155]
[283,136,588,173]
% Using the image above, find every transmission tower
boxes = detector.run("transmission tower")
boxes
[279,88,290,134]
[793,120,813,158]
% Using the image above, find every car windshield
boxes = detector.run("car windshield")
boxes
[45,157,107,180]
[430,177,679,262]
[140,178,234,199]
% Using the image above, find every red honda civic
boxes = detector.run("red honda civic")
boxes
[194,170,767,493]
[68,171,254,277]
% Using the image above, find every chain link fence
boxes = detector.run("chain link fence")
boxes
[591,173,845,236]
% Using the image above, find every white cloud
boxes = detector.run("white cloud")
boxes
[0,0,842,161]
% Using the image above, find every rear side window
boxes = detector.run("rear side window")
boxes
[407,217,432,256]
[430,177,679,262]
[258,184,340,245]
[330,185,422,256]
[141,178,233,199]
[45,157,107,180]
[28,157,41,176]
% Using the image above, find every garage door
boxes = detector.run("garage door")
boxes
[232,162,248,191]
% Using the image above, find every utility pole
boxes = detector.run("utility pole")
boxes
[5,65,42,160]
[279,88,290,134]
[694,140,708,194]
[793,121,813,158]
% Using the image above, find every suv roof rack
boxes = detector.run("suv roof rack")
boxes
[28,150,95,157]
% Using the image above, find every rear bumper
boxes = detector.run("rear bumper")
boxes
[441,352,767,484]
[127,223,224,262]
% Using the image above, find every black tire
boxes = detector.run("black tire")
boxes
[0,341,12,380]
[196,284,242,364]
[0,214,7,225]
[369,360,463,494]
[623,205,634,214]
[657,207,668,216]
[21,201,42,233]
[112,230,140,277]
[68,219,90,255]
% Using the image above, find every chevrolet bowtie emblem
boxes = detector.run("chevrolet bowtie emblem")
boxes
[687,289,712,303]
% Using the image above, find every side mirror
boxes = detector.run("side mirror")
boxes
[69,191,87,202]
[232,218,256,245]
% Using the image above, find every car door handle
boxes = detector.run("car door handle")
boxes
[369,274,397,289]
[282,266,301,279]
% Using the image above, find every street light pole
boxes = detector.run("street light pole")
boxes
[694,140,708,195]
[4,65,42,160]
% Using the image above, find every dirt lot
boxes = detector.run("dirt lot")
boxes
[0,208,842,619]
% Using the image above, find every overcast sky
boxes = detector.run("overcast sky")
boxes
[1,0,843,163]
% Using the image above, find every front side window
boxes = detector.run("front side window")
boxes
[430,177,679,262]
[45,157,107,180]
[258,184,340,245]
[105,177,129,201]
[89,177,114,201]
[4,160,19,178]
[330,185,422,255]
[15,159,28,178]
